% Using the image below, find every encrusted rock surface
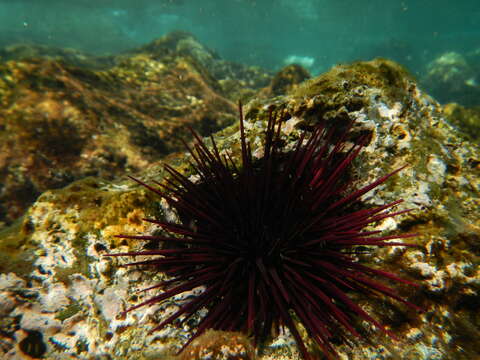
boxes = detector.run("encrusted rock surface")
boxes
[0,57,479,360]
[0,32,241,227]
[259,64,311,98]
[0,32,273,228]
[443,102,480,142]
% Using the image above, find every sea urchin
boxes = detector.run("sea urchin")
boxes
[106,104,421,359]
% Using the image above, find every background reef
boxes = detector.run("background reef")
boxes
[0,33,479,360]
[1,0,479,79]
[0,32,270,227]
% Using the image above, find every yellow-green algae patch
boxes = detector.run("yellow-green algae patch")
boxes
[443,102,480,142]
[55,302,82,322]
[0,218,35,277]
[2,175,163,288]
[293,58,415,102]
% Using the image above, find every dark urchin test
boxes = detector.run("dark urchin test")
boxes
[105,103,422,360]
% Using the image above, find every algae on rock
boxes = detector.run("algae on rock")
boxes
[0,58,479,360]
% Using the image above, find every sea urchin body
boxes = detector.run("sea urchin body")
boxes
[106,104,421,359]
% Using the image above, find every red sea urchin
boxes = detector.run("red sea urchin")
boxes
[106,104,422,359]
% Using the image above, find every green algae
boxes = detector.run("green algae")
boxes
[55,303,82,321]
[444,103,480,142]
[0,218,36,278]
[293,58,415,101]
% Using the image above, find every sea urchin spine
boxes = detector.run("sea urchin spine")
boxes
[105,103,421,359]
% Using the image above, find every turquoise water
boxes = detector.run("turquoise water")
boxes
[0,3,479,360]
[0,0,478,76]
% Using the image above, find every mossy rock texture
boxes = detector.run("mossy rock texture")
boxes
[0,34,240,227]
[0,53,479,360]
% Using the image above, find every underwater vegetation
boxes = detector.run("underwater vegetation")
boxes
[106,104,422,359]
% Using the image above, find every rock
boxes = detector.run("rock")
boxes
[261,64,311,97]
[0,34,240,226]
[0,43,114,69]
[0,58,479,360]
[443,103,480,142]
[132,32,273,102]
[178,330,255,360]
[421,51,480,106]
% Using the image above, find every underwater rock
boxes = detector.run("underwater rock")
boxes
[134,31,273,101]
[261,63,311,97]
[0,43,115,69]
[443,102,480,142]
[421,51,480,107]
[0,58,479,360]
[177,330,255,360]
[0,38,239,226]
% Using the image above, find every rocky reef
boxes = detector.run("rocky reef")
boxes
[0,35,479,360]
[0,32,271,228]
[421,51,480,107]
[443,103,480,142]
